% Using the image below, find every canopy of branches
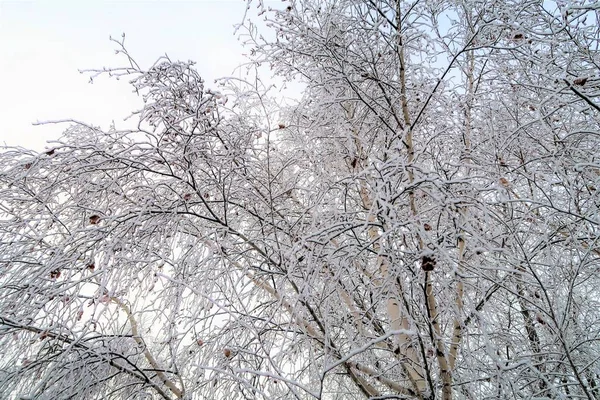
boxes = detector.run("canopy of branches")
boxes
[1,1,599,399]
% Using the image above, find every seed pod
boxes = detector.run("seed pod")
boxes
[421,255,436,271]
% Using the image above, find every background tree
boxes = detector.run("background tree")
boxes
[1,1,599,399]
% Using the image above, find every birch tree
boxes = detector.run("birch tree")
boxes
[1,0,599,399]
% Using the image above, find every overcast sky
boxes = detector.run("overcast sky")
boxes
[0,1,268,151]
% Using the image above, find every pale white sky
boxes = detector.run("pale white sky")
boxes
[0,0,271,151]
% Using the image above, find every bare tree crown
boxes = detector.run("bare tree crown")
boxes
[1,1,599,399]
